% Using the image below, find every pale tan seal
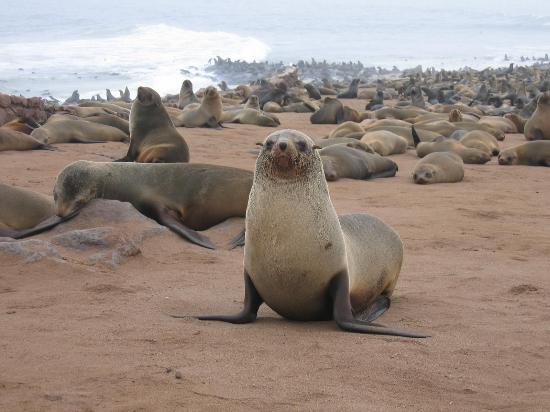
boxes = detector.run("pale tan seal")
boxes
[116,86,189,163]
[412,152,464,184]
[195,129,427,338]
[524,92,550,140]
[320,144,398,181]
[498,141,550,166]
[0,183,77,239]
[52,161,253,249]
[327,121,365,139]
[460,130,500,156]
[31,114,129,144]
[412,127,490,164]
[174,86,223,128]
[0,127,57,152]
[361,131,408,156]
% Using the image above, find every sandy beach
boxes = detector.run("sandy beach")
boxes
[0,97,549,411]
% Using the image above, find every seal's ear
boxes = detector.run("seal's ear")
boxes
[255,142,264,146]
[312,145,321,150]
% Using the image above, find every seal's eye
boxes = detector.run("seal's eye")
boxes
[297,141,307,152]
[265,140,274,150]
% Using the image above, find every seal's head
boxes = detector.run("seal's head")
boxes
[448,109,463,122]
[498,148,518,165]
[53,160,98,217]
[181,80,193,90]
[256,129,321,181]
[135,86,161,107]
[413,166,436,184]
[203,86,220,101]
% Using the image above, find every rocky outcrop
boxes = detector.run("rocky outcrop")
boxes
[0,93,60,126]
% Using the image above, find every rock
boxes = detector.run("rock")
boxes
[0,94,10,108]
[0,239,62,263]
[51,227,118,250]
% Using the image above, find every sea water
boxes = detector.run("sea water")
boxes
[0,0,549,100]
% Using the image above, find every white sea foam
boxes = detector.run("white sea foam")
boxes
[0,24,270,99]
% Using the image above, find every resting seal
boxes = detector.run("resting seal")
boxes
[320,144,398,181]
[116,86,189,163]
[195,129,427,338]
[498,141,550,166]
[412,152,464,184]
[52,161,253,249]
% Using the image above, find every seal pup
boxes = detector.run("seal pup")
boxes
[412,152,464,184]
[524,92,550,140]
[327,121,365,139]
[504,113,527,134]
[178,80,199,109]
[412,127,490,164]
[460,130,500,156]
[52,161,253,249]
[320,144,398,181]
[116,86,189,163]
[498,141,550,166]
[0,183,77,239]
[195,129,427,338]
[222,108,279,127]
[174,86,223,128]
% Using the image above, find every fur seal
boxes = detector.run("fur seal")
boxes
[0,183,77,239]
[175,86,223,128]
[304,83,322,100]
[0,127,58,152]
[178,80,199,109]
[310,98,367,124]
[524,92,550,140]
[315,138,374,152]
[222,108,279,127]
[195,129,426,338]
[504,113,527,134]
[31,114,129,144]
[498,141,550,166]
[78,102,131,119]
[412,152,464,184]
[327,121,365,139]
[82,113,130,135]
[337,78,360,98]
[53,161,253,249]
[361,131,408,156]
[460,130,500,156]
[2,116,41,135]
[412,127,490,164]
[116,86,189,163]
[320,144,398,181]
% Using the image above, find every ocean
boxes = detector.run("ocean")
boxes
[1,0,549,100]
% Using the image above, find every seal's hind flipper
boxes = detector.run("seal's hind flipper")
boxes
[330,271,429,338]
[227,229,245,249]
[70,137,104,144]
[40,144,63,152]
[157,210,215,250]
[411,126,421,147]
[370,166,398,179]
[358,296,390,323]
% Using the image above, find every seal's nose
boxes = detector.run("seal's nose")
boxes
[278,141,287,151]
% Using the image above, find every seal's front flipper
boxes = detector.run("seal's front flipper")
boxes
[205,116,222,129]
[70,137,104,144]
[330,271,429,338]
[40,144,63,152]
[0,210,80,239]
[227,228,245,249]
[533,128,545,140]
[157,210,215,250]
[370,167,398,179]
[197,271,263,324]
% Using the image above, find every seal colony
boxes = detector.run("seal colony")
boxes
[1,61,549,345]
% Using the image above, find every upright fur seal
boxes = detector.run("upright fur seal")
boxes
[52,161,253,249]
[116,86,189,163]
[524,92,550,140]
[412,152,464,184]
[178,80,199,109]
[196,129,427,338]
[175,86,223,128]
[337,78,360,98]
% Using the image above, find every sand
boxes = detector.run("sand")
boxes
[1,99,549,411]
